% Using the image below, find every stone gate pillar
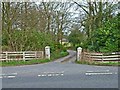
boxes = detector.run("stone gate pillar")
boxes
[77,47,82,61]
[45,46,50,60]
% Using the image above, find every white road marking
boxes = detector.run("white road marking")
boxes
[85,70,118,76]
[41,74,46,76]
[85,72,113,75]
[61,74,64,76]
[38,75,41,77]
[0,75,16,79]
[0,73,17,75]
[7,76,16,78]
[86,70,109,73]
[48,74,52,76]
[38,74,47,77]
[38,71,65,77]
[0,73,17,79]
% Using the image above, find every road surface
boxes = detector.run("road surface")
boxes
[1,50,118,88]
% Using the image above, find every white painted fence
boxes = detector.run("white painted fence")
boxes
[0,51,44,61]
[82,52,120,62]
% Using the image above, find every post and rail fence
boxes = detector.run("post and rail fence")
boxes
[0,46,51,61]
[82,52,120,62]
[0,51,44,61]
[77,47,120,62]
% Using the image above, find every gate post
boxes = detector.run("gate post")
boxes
[77,47,82,61]
[45,46,50,60]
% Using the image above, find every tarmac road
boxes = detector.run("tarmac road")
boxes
[1,50,118,88]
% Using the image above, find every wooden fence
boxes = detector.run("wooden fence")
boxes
[0,51,44,61]
[81,52,120,62]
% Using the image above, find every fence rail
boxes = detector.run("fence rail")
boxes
[82,52,120,62]
[0,51,44,61]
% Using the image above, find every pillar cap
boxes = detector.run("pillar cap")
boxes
[45,46,50,48]
[77,47,82,49]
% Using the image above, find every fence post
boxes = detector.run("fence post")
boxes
[77,47,82,61]
[35,52,37,59]
[41,51,44,59]
[45,46,50,60]
[6,52,8,60]
[23,52,25,61]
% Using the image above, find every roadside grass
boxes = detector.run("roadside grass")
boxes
[1,59,50,67]
[76,60,120,66]
[1,51,69,67]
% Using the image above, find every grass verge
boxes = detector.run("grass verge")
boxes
[1,51,69,67]
[76,60,120,66]
[51,50,69,60]
[1,59,50,67]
